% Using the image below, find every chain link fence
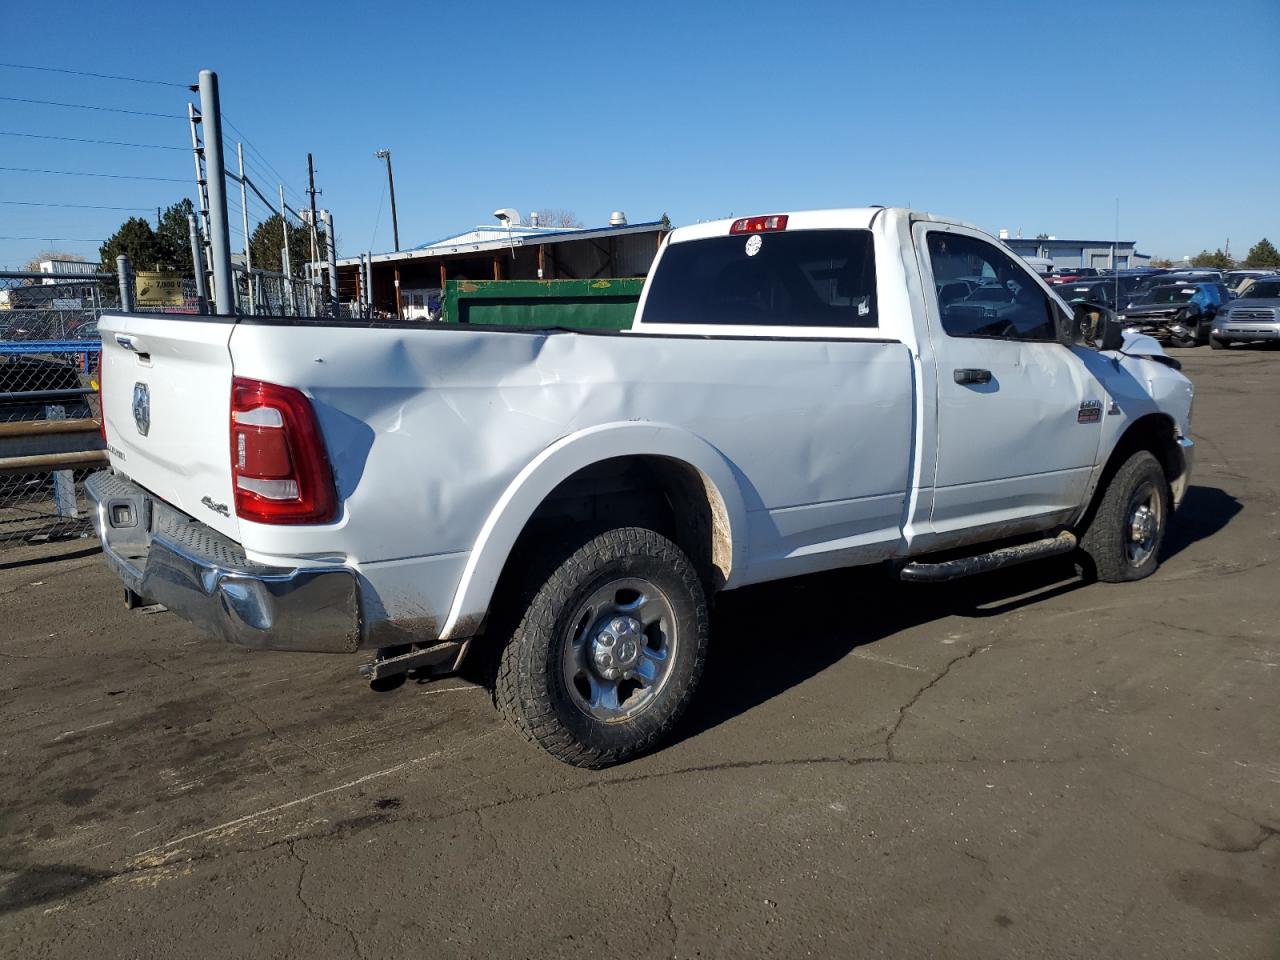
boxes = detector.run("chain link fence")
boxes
[1,272,109,546]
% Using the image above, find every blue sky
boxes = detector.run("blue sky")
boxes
[2,0,1277,268]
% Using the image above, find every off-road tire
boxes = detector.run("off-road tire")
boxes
[495,527,709,768]
[1077,449,1169,583]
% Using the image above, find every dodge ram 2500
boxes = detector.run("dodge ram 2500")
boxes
[87,208,1195,767]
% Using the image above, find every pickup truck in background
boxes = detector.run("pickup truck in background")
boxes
[87,208,1195,767]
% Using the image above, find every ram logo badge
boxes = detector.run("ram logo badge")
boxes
[132,382,150,436]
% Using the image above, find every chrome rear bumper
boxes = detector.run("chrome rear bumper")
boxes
[86,470,361,653]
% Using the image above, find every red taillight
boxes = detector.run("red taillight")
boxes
[230,377,336,525]
[729,214,788,235]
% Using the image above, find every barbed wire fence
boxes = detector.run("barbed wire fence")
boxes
[0,63,345,547]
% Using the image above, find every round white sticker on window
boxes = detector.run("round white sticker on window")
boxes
[745,235,763,257]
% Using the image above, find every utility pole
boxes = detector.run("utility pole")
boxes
[374,149,399,251]
[306,153,321,266]
[198,69,234,314]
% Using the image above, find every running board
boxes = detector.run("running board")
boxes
[899,531,1077,583]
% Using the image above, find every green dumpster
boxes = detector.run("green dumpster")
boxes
[442,278,644,330]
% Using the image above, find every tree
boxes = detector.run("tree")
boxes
[155,199,197,278]
[1243,238,1280,268]
[19,250,86,285]
[528,208,584,228]
[1149,257,1174,268]
[248,213,324,278]
[99,218,160,274]
[1190,248,1234,269]
[1035,233,1050,240]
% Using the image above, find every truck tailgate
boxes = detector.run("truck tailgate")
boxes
[99,313,239,540]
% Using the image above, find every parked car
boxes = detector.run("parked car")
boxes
[1210,276,1280,349]
[1120,281,1231,346]
[1047,267,1101,285]
[0,356,94,421]
[86,207,1195,767]
[1053,280,1121,310]
[1129,270,1224,300]
[1224,269,1277,293]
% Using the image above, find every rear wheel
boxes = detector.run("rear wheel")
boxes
[1077,450,1169,582]
[495,526,709,768]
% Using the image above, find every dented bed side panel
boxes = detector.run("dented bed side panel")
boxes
[227,324,915,637]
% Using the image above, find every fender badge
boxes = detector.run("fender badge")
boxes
[1077,400,1103,424]
[201,496,230,517]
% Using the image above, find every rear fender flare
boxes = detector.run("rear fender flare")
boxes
[438,421,749,639]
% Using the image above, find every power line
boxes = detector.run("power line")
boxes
[0,235,105,243]
[0,61,186,87]
[0,130,185,150]
[0,165,187,182]
[0,95,182,119]
[0,199,155,211]
[223,115,307,204]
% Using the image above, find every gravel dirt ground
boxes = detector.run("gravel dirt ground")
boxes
[1,349,1276,959]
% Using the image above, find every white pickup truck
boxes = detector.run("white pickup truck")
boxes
[88,208,1195,767]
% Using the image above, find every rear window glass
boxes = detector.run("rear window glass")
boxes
[642,229,877,327]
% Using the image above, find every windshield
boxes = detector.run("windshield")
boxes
[1129,285,1197,306]
[1243,279,1280,299]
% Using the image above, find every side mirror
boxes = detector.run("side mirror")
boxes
[1072,301,1124,352]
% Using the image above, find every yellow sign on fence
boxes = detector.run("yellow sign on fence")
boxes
[135,271,185,306]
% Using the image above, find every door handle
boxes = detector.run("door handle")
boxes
[954,368,992,385]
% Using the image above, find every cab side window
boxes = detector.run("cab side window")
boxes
[926,233,1058,341]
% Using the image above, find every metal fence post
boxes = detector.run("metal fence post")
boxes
[322,210,338,311]
[237,142,255,314]
[116,256,134,312]
[198,69,234,314]
[44,404,79,520]
[187,214,209,313]
[278,185,295,315]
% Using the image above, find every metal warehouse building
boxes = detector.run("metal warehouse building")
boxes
[336,212,668,319]
[1002,235,1150,272]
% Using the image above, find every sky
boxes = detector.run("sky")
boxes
[1,0,1277,269]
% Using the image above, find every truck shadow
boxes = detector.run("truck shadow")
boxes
[1159,484,1240,561]
[677,483,1239,745]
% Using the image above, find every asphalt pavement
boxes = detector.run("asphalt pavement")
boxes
[1,349,1276,959]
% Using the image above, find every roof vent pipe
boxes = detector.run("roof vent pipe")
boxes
[529,211,540,227]
[609,211,627,226]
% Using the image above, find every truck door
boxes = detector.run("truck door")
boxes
[913,223,1105,545]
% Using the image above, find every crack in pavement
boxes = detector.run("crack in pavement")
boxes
[289,839,366,959]
[885,644,989,761]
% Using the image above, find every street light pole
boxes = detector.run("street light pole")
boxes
[374,149,399,252]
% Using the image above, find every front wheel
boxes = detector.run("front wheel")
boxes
[495,527,709,768]
[1077,450,1169,582]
